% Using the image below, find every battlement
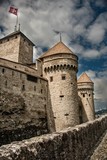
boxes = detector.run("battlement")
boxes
[44,63,77,73]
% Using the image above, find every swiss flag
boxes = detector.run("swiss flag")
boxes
[9,6,18,16]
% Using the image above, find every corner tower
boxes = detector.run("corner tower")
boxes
[77,73,95,122]
[39,41,79,131]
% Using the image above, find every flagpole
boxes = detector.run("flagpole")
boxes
[16,14,18,31]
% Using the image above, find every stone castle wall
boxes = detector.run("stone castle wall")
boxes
[19,34,33,64]
[0,33,33,64]
[0,58,42,76]
[0,34,20,62]
[0,62,50,140]
[0,115,107,160]
[42,54,79,131]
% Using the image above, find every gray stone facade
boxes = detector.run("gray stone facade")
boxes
[0,31,95,134]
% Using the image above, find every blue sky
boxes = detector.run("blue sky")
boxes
[0,0,107,111]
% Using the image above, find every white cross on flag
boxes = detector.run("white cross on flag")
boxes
[9,6,18,16]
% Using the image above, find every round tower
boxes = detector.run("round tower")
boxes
[77,73,95,123]
[39,41,79,131]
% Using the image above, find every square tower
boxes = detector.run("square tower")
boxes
[0,31,34,64]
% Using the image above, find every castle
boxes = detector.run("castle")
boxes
[0,30,95,133]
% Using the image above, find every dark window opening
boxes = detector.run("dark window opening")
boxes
[22,85,25,91]
[2,68,5,74]
[15,36,17,38]
[89,94,90,97]
[83,94,85,97]
[62,74,66,80]
[54,117,56,119]
[60,95,64,98]
[34,86,36,91]
[12,71,14,76]
[27,75,38,82]
[5,81,7,87]
[41,89,43,93]
[20,73,22,79]
[64,113,69,116]
[7,39,9,41]
[50,76,53,82]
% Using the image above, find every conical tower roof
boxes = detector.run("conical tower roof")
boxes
[39,41,75,59]
[78,72,93,83]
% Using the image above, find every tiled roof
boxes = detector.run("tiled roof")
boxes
[78,72,93,83]
[39,41,75,58]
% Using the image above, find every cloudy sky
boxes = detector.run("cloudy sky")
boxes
[0,0,107,111]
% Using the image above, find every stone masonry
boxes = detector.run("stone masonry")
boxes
[0,115,107,160]
[0,30,95,135]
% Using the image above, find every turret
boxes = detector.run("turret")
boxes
[39,41,79,131]
[77,73,95,123]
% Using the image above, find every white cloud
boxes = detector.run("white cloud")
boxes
[83,50,100,58]
[86,12,107,44]
[87,25,105,43]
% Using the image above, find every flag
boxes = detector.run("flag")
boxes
[9,6,18,16]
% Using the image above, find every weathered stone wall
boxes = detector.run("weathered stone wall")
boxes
[0,34,20,62]
[42,54,79,131]
[19,34,33,64]
[0,115,107,160]
[0,32,33,64]
[0,58,42,77]
[0,64,50,143]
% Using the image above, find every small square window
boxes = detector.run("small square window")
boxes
[50,76,53,82]
[62,75,66,80]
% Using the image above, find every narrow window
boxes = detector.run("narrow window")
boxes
[34,86,36,91]
[62,74,66,80]
[83,94,85,97]
[22,85,25,91]
[2,68,5,74]
[20,73,22,79]
[41,89,43,94]
[50,76,53,82]
[12,71,14,76]
[5,80,7,87]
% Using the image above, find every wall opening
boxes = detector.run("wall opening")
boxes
[62,74,66,80]
[22,85,25,91]
[27,75,38,83]
[50,76,53,82]
[2,68,5,74]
